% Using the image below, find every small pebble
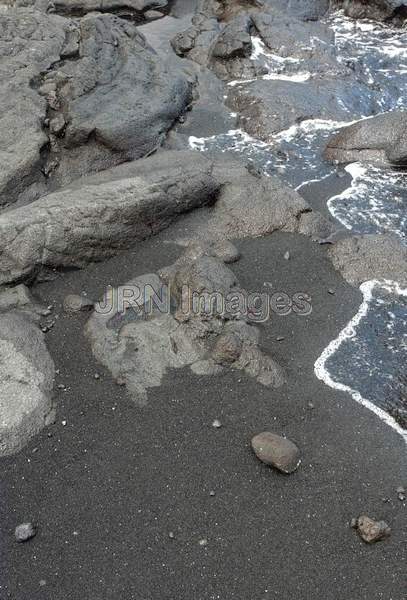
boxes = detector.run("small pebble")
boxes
[168,531,175,539]
[198,538,208,546]
[15,522,36,543]
[276,336,285,342]
[328,289,335,295]
[209,490,216,497]
[284,251,290,260]
[212,419,222,429]
[353,515,391,543]
[61,420,67,426]
[94,373,100,380]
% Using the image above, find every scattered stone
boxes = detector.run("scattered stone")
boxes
[168,531,175,539]
[212,419,222,429]
[94,373,100,380]
[284,251,290,260]
[198,538,208,546]
[15,522,36,543]
[328,288,335,295]
[61,420,67,427]
[251,432,301,474]
[209,490,216,496]
[276,336,285,342]
[63,294,94,314]
[353,515,391,544]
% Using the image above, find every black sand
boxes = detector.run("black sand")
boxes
[1,228,406,600]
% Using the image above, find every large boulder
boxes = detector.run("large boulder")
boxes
[328,234,407,287]
[324,112,407,167]
[0,311,55,456]
[0,8,192,206]
[0,151,219,286]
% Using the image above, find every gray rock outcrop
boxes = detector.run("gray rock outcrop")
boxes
[0,7,192,206]
[328,234,407,287]
[0,311,55,456]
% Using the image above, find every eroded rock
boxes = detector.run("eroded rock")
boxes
[0,151,219,286]
[0,8,192,205]
[0,311,55,456]
[85,244,286,403]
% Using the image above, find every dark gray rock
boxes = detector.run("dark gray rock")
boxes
[270,0,330,20]
[27,0,169,17]
[328,234,407,287]
[251,431,301,473]
[15,522,37,543]
[324,112,407,167]
[0,151,219,286]
[212,15,253,59]
[0,311,55,457]
[341,0,406,22]
[227,77,376,139]
[0,8,192,206]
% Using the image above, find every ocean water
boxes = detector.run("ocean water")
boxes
[189,10,407,435]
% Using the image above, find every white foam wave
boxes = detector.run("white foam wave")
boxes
[315,280,407,442]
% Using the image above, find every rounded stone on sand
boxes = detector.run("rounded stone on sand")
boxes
[15,522,36,543]
[251,432,301,474]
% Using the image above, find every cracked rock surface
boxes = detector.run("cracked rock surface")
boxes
[0,310,55,456]
[0,7,192,206]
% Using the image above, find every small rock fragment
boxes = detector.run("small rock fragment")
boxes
[168,531,175,539]
[212,332,242,365]
[354,515,391,543]
[15,522,36,543]
[198,538,208,546]
[396,486,406,501]
[328,288,336,295]
[284,251,290,260]
[251,432,301,474]
[63,294,94,314]
[212,419,222,429]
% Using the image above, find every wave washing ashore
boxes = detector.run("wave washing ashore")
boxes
[189,11,407,436]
